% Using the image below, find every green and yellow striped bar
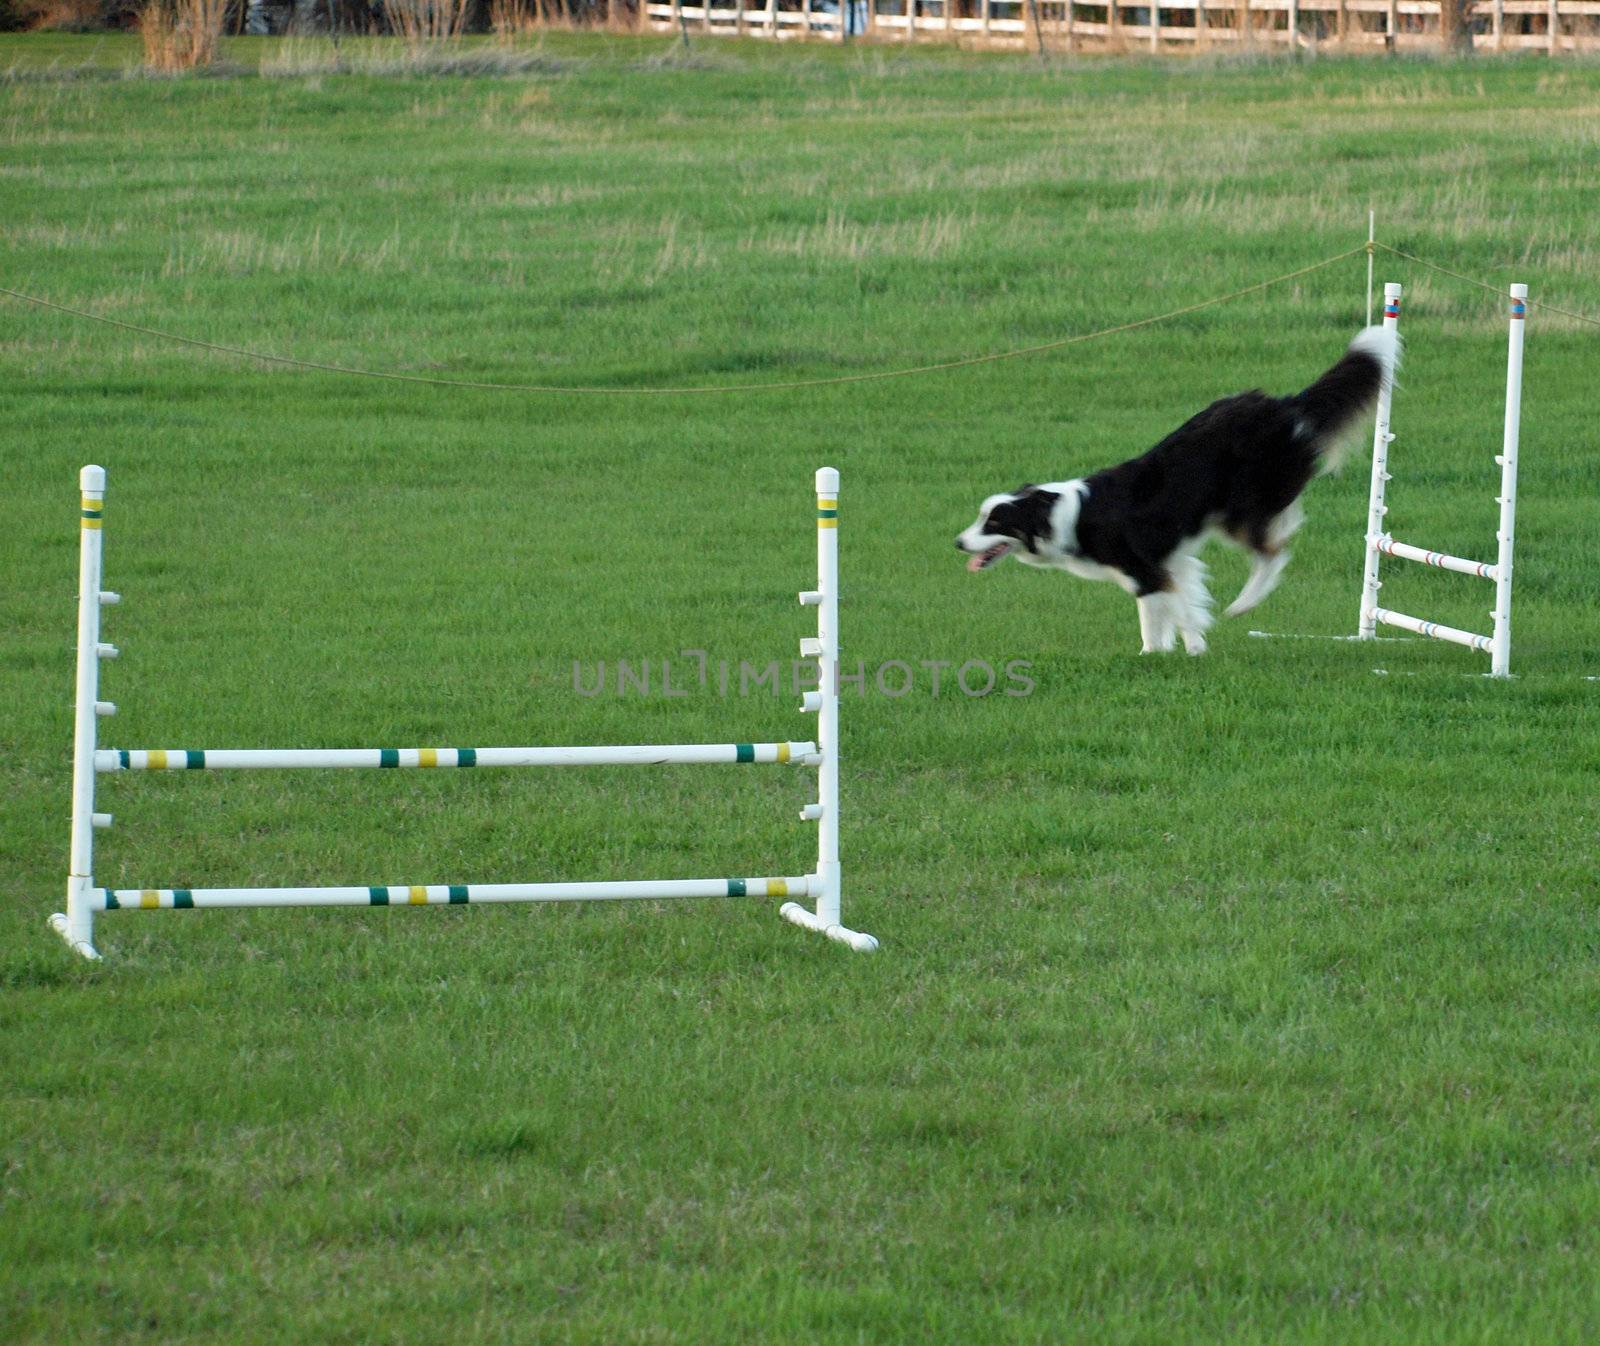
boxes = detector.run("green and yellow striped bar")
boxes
[95,742,817,772]
[80,495,103,529]
[817,495,838,529]
[100,875,816,910]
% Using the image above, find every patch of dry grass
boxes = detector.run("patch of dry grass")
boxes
[139,0,226,71]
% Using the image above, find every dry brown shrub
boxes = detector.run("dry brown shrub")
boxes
[489,0,538,38]
[20,0,104,30]
[385,0,471,45]
[138,0,225,69]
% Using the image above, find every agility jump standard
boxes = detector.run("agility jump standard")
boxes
[1357,280,1526,677]
[53,466,875,959]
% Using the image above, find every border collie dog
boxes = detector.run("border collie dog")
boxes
[955,326,1399,655]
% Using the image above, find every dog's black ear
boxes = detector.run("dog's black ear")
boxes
[985,501,1021,535]
[1003,487,1060,553]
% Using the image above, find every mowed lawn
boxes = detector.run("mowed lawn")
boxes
[3,35,1599,1343]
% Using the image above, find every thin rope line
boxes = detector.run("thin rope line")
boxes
[1372,242,1600,329]
[0,246,1365,396]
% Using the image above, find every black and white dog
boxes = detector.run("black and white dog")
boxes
[955,326,1399,655]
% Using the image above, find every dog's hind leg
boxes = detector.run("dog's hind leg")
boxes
[1225,550,1292,618]
[1225,504,1303,618]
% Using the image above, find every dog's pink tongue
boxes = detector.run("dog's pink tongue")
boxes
[966,552,989,573]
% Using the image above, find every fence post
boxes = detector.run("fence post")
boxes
[1026,0,1045,48]
[1491,285,1525,678]
[1358,283,1402,640]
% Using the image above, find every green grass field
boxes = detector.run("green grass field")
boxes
[4,35,1599,1342]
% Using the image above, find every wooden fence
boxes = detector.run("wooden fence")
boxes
[640,0,1600,51]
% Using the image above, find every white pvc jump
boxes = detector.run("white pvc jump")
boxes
[100,877,815,910]
[1357,280,1526,677]
[52,466,875,960]
[97,743,819,771]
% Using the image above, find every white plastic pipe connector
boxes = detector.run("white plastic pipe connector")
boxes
[47,912,100,961]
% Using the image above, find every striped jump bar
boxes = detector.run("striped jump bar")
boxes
[96,742,818,771]
[1368,608,1495,653]
[1374,537,1499,582]
[100,876,815,910]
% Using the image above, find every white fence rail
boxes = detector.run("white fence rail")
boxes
[639,0,1600,50]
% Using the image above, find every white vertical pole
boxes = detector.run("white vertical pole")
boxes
[783,468,875,951]
[54,465,110,959]
[814,466,841,930]
[1491,284,1524,678]
[1358,282,1402,639]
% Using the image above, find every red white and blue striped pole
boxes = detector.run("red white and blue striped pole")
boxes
[1490,283,1525,678]
[1357,283,1402,640]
